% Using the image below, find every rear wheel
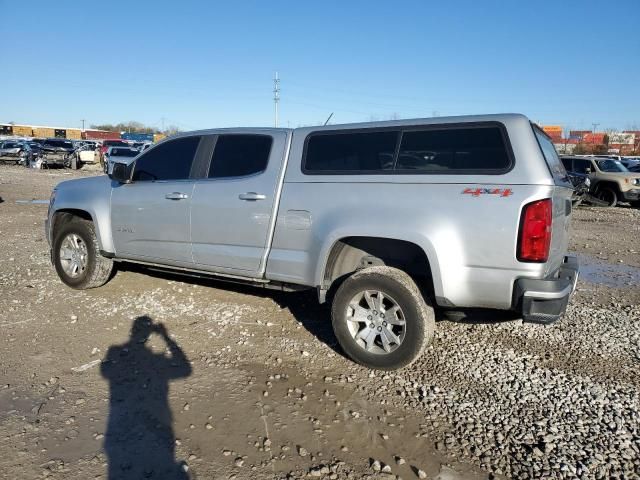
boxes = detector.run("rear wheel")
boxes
[331,266,435,370]
[53,217,113,289]
[596,187,617,207]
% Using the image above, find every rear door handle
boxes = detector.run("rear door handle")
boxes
[238,192,266,201]
[165,192,189,200]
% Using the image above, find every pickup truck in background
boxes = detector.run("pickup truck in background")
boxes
[39,138,76,168]
[46,114,579,369]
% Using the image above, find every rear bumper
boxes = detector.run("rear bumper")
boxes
[513,255,579,324]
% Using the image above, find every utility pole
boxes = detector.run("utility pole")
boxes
[273,72,280,128]
[591,123,600,145]
[81,119,85,131]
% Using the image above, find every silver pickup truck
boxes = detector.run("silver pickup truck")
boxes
[46,114,579,369]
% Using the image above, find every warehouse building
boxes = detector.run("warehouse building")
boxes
[1,123,165,142]
[0,123,118,140]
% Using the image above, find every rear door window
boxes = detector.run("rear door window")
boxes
[208,134,272,178]
[396,126,511,172]
[303,130,399,173]
[573,159,592,174]
[132,136,201,181]
[533,127,571,186]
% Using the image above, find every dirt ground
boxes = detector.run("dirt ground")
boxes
[0,165,638,480]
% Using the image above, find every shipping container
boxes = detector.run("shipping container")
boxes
[609,132,635,145]
[66,128,82,140]
[82,130,121,140]
[122,132,155,142]
[568,131,588,142]
[609,144,635,154]
[33,127,56,138]
[12,125,33,136]
[542,125,562,134]
[583,133,606,144]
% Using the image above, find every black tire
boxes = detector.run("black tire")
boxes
[52,217,114,289]
[331,266,435,370]
[596,187,617,207]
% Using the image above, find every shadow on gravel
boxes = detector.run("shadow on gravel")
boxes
[117,264,345,358]
[101,315,192,480]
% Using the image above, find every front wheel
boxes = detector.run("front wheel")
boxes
[52,217,114,289]
[331,266,435,370]
[596,187,617,207]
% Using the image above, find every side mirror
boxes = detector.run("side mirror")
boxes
[109,161,134,184]
[585,167,592,174]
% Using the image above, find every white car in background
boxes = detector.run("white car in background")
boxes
[104,146,140,174]
[76,143,99,164]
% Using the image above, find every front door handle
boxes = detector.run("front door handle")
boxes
[165,192,189,200]
[238,192,266,201]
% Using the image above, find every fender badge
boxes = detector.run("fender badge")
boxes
[462,188,513,197]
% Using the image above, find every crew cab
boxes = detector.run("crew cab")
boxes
[46,114,579,369]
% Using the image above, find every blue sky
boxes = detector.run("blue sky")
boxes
[1,0,639,131]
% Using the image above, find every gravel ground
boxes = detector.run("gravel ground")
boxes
[0,164,638,479]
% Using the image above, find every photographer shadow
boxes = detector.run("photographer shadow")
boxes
[101,316,192,480]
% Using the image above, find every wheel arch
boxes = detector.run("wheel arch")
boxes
[317,235,442,304]
[593,180,622,194]
[51,208,106,251]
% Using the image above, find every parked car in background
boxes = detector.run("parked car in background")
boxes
[47,114,578,370]
[559,157,590,206]
[561,155,640,207]
[0,140,33,165]
[98,139,130,170]
[104,146,139,174]
[74,143,99,165]
[40,138,76,168]
[26,141,42,157]
[99,139,129,156]
[620,157,640,171]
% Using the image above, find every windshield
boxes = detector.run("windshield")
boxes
[596,159,628,172]
[45,140,73,148]
[111,148,138,157]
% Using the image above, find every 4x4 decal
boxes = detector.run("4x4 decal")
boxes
[462,187,513,197]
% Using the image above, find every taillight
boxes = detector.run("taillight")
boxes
[518,199,552,262]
